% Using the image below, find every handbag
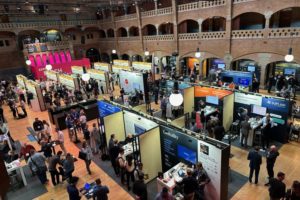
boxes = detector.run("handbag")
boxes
[78,151,87,160]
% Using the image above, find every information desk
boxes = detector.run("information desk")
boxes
[239,118,262,147]
[5,159,27,186]
[48,99,98,130]
[157,162,187,193]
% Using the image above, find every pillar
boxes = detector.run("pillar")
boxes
[111,10,118,54]
[264,11,272,39]
[225,0,233,54]
[135,2,144,51]
[154,0,158,13]
[258,53,271,88]
[156,24,159,35]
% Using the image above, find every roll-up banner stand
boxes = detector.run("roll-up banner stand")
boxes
[194,86,234,131]
[58,74,80,90]
[113,59,130,67]
[160,125,230,200]
[87,69,109,94]
[94,62,111,72]
[234,92,290,143]
[16,74,27,89]
[44,70,59,82]
[25,80,46,111]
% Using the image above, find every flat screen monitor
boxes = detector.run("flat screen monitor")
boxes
[247,65,256,72]
[222,76,233,83]
[177,144,196,164]
[238,78,251,86]
[206,96,219,105]
[251,105,267,116]
[134,124,146,135]
[217,63,225,69]
[284,68,296,76]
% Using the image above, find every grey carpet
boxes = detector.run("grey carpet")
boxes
[6,165,48,200]
[228,169,248,199]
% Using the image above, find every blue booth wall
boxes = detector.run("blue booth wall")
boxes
[220,71,253,87]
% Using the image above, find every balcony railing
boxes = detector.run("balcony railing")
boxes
[178,2,199,12]
[115,14,137,21]
[268,28,300,38]
[157,34,174,41]
[200,31,226,39]
[118,36,140,41]
[141,7,172,18]
[233,0,255,4]
[200,0,226,8]
[143,35,157,41]
[231,29,264,39]
[178,33,199,40]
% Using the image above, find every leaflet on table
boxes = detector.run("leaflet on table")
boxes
[71,66,84,74]
[59,74,75,88]
[113,60,129,67]
[132,62,152,71]
[25,80,37,96]
[198,140,221,200]
[87,69,106,81]
[45,70,58,81]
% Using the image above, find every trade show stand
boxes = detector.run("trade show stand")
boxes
[48,99,98,130]
[239,117,262,147]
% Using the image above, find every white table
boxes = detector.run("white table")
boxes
[6,159,27,186]
[157,162,187,193]
[239,118,262,147]
[123,142,139,157]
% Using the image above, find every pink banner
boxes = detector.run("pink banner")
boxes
[30,58,91,80]
[49,53,55,65]
[54,52,61,64]
[36,54,43,67]
[42,54,48,66]
[60,52,67,63]
[29,55,36,67]
[66,50,72,62]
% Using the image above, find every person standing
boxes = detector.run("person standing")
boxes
[117,148,126,184]
[48,151,63,186]
[262,114,274,150]
[269,172,286,200]
[63,153,75,181]
[92,178,109,200]
[42,120,51,140]
[19,98,27,117]
[125,155,135,191]
[108,134,115,151]
[110,139,120,176]
[83,124,91,145]
[33,117,44,138]
[155,187,174,200]
[81,141,93,175]
[213,122,225,141]
[247,146,262,184]
[67,178,81,200]
[268,75,275,93]
[193,162,210,199]
[265,145,280,185]
[56,128,67,154]
[120,88,125,103]
[240,116,251,148]
[90,123,100,154]
[133,174,148,200]
[285,180,300,200]
[134,162,144,181]
[176,168,199,200]
[28,149,48,184]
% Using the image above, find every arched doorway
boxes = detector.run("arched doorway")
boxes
[86,48,100,62]
[100,53,110,63]
[232,59,261,81]
[132,54,143,62]
[158,23,174,35]
[178,19,199,33]
[42,29,62,41]
[121,54,130,60]
[202,58,225,78]
[111,53,119,61]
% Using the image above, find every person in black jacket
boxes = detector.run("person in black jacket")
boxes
[133,174,148,200]
[176,168,199,200]
[110,139,120,176]
[265,145,280,186]
[269,172,286,200]
[247,146,262,184]
[213,122,225,141]
[285,180,300,200]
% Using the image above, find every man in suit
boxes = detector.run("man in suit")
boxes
[247,146,262,184]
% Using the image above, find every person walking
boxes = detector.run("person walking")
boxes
[125,155,135,191]
[90,123,99,154]
[28,149,48,184]
[67,178,81,200]
[81,141,93,175]
[19,98,27,117]
[48,151,63,186]
[247,146,262,184]
[265,145,280,185]
[56,128,67,154]
[134,162,144,181]
[269,172,286,200]
[240,116,251,148]
[42,120,51,140]
[133,174,148,200]
[92,178,109,200]
[63,153,75,181]
[83,124,91,145]
[285,180,300,200]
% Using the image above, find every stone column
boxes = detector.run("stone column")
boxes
[171,0,179,73]
[154,0,158,14]
[225,0,233,54]
[156,24,159,35]
[258,53,271,88]
[197,19,203,39]
[264,11,272,39]
[135,2,144,51]
[110,11,118,55]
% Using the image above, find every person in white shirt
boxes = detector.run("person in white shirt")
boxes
[56,128,66,154]
[79,112,87,130]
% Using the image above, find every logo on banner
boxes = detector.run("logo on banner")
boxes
[262,97,289,113]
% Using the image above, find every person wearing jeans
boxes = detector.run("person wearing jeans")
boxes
[28,149,48,184]
[81,141,93,175]
[48,151,63,186]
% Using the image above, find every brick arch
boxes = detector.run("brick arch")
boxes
[0,31,16,37]
[83,26,100,32]
[232,11,266,21]
[179,50,222,60]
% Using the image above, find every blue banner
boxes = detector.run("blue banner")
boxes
[97,101,121,118]
[261,97,289,113]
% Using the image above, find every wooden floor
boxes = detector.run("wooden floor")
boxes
[5,88,300,200]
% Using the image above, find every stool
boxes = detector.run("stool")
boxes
[254,129,262,147]
[230,121,240,136]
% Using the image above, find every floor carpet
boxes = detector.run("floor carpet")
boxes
[228,169,249,199]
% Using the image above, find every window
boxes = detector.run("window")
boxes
[72,35,76,40]
[5,40,9,46]
[91,34,93,39]
[0,41,4,47]
[87,34,90,39]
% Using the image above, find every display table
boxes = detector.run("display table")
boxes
[239,118,262,147]
[6,159,27,186]
[48,99,98,130]
[156,162,187,193]
[123,142,139,157]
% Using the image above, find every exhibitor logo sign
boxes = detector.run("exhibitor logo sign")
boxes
[262,97,289,113]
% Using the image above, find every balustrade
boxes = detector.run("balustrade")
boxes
[231,30,264,39]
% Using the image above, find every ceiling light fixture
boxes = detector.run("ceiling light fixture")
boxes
[82,66,90,82]
[195,47,201,58]
[25,59,31,66]
[45,64,52,71]
[144,48,150,56]
[169,81,183,107]
[112,49,117,54]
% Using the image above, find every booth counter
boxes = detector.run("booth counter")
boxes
[48,99,98,130]
[239,117,262,146]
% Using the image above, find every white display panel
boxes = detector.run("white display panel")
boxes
[26,80,37,96]
[119,70,145,93]
[71,66,84,75]
[88,69,106,81]
[45,70,58,81]
[113,59,129,67]
[132,62,152,71]
[198,140,222,200]
[94,62,110,72]
[59,74,75,88]
[234,92,262,106]
[16,75,27,88]
[252,104,267,116]
[123,110,158,136]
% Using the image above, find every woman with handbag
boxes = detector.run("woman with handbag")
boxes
[80,141,93,175]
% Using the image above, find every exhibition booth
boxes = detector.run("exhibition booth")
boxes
[234,92,290,144]
[87,69,110,94]
[132,61,152,72]
[45,70,59,82]
[219,71,253,91]
[98,100,230,200]
[25,79,46,112]
[93,62,111,72]
[113,59,130,67]
[58,73,80,90]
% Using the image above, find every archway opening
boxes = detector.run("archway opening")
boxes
[42,29,62,41]
[142,24,157,36]
[121,54,130,60]
[202,17,226,32]
[117,27,128,37]
[129,26,139,36]
[270,7,300,28]
[178,20,199,33]
[231,59,261,81]
[100,53,110,63]
[107,29,115,38]
[158,22,174,35]
[132,54,143,62]
[232,12,265,30]
[86,48,100,63]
